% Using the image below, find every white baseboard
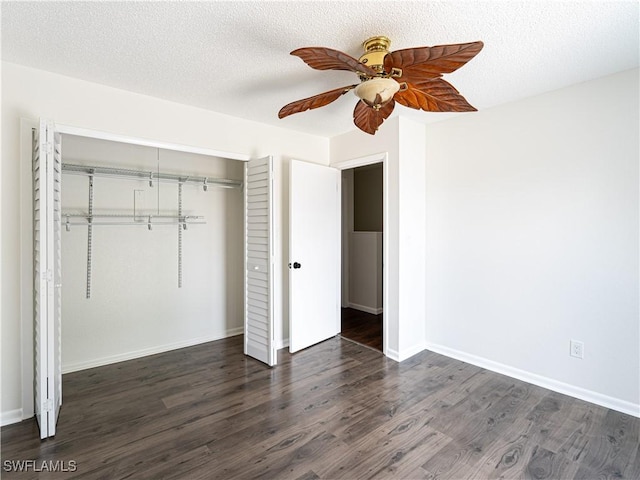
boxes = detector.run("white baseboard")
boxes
[62,328,244,374]
[425,342,640,418]
[276,337,290,350]
[1,409,24,427]
[386,342,426,363]
[386,348,400,362]
[348,303,383,315]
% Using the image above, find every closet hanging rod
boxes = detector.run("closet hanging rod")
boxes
[61,163,242,189]
[63,214,205,230]
[63,213,205,219]
[64,221,206,227]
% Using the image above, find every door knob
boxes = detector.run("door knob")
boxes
[288,262,301,269]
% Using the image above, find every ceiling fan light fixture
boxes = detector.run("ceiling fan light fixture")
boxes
[354,78,400,107]
[280,37,483,134]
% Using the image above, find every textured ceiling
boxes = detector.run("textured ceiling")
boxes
[2,1,638,138]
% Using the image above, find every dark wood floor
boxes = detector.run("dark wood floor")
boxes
[2,335,639,479]
[341,307,383,351]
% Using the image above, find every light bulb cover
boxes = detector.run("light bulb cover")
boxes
[354,78,400,107]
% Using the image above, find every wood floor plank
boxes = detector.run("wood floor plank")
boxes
[572,408,640,479]
[464,391,572,479]
[626,440,640,480]
[424,381,584,478]
[318,409,452,479]
[526,445,564,479]
[465,417,542,479]
[541,401,600,461]
[2,335,638,480]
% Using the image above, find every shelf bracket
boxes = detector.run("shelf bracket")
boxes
[178,182,183,288]
[86,175,94,299]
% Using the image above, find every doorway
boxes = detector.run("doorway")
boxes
[340,162,383,351]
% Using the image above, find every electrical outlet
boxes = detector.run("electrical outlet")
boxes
[570,340,584,359]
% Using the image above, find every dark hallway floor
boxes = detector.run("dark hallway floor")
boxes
[340,307,383,351]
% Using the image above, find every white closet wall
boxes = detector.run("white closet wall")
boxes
[60,135,243,372]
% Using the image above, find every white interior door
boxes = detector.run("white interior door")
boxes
[33,118,63,438]
[244,156,276,366]
[289,160,340,353]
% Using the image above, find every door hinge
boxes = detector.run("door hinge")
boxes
[42,269,53,282]
[44,399,53,412]
[45,141,54,157]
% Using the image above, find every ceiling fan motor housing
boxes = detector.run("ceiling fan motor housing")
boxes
[358,36,391,74]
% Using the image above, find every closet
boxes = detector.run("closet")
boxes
[31,118,279,439]
[59,135,245,373]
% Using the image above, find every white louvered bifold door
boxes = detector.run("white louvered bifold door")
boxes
[50,124,63,436]
[33,122,47,439]
[244,156,276,366]
[33,119,63,439]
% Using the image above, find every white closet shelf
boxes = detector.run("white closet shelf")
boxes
[62,163,242,189]
[62,162,218,296]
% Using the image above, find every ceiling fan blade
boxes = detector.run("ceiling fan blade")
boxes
[353,99,395,135]
[394,78,477,112]
[291,47,378,77]
[278,85,357,119]
[385,41,483,81]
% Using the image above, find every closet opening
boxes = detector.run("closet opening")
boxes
[58,134,245,379]
[340,162,383,352]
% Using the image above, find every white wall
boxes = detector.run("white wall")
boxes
[348,232,383,314]
[424,68,639,414]
[60,136,244,372]
[1,62,329,424]
[397,117,427,357]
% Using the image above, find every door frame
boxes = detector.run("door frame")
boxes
[18,119,250,420]
[332,153,389,357]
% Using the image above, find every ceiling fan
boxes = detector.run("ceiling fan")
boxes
[278,36,484,135]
